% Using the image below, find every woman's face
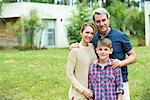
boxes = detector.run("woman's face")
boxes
[81,25,94,44]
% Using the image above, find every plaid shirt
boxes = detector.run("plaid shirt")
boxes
[88,59,124,100]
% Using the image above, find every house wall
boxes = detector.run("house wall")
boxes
[1,2,75,48]
[145,1,150,46]
[0,18,19,48]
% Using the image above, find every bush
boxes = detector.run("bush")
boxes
[66,0,98,45]
[124,7,145,46]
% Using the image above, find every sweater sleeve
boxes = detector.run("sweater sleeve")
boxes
[66,49,86,93]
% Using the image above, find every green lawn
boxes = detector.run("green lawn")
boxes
[0,47,150,100]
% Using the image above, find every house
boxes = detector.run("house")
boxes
[0,2,75,48]
[145,1,150,46]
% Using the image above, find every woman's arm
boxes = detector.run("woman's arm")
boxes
[66,50,85,93]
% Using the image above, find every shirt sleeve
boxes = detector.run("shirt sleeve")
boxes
[66,49,86,93]
[121,33,132,53]
[114,68,124,94]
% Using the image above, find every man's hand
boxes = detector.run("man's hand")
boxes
[111,59,123,69]
[82,88,93,99]
[69,42,80,50]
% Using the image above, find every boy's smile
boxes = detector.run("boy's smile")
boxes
[96,46,113,63]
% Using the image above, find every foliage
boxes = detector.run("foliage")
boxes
[66,0,100,45]
[66,0,91,44]
[102,0,112,8]
[14,19,24,47]
[0,0,2,12]
[107,1,126,32]
[0,47,150,99]
[106,0,145,46]
[23,10,42,49]
[30,0,54,3]
[124,7,145,46]
[2,0,10,3]
[66,0,145,46]
[10,10,42,50]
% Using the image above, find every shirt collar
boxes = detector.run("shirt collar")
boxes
[98,28,112,39]
[95,59,112,69]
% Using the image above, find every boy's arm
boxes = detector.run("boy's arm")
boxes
[115,68,124,96]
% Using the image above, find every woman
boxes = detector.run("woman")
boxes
[66,23,97,100]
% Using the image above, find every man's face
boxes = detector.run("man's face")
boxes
[94,13,110,35]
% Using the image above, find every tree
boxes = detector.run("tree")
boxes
[8,10,42,49]
[23,10,42,49]
[107,1,126,32]
[125,7,145,46]
[66,0,97,44]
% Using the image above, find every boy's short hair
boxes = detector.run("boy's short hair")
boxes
[97,38,112,48]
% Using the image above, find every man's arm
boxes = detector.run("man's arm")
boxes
[69,42,80,50]
[112,48,137,68]
[122,49,137,66]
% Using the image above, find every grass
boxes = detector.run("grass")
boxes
[0,47,150,100]
[129,47,150,100]
[0,48,69,100]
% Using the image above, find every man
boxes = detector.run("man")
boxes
[91,8,137,100]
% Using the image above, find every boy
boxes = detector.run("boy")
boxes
[88,38,124,100]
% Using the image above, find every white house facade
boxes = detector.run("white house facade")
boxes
[145,1,150,46]
[0,2,75,48]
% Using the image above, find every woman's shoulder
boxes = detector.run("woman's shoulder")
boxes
[88,43,95,48]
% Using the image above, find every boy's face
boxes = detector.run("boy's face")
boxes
[96,46,113,61]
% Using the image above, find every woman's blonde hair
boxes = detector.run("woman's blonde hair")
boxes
[80,23,96,36]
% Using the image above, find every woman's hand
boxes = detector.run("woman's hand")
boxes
[82,88,93,99]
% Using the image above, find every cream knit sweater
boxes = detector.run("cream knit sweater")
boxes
[66,43,97,100]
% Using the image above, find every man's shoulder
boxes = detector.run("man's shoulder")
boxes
[111,28,124,35]
[110,28,128,39]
